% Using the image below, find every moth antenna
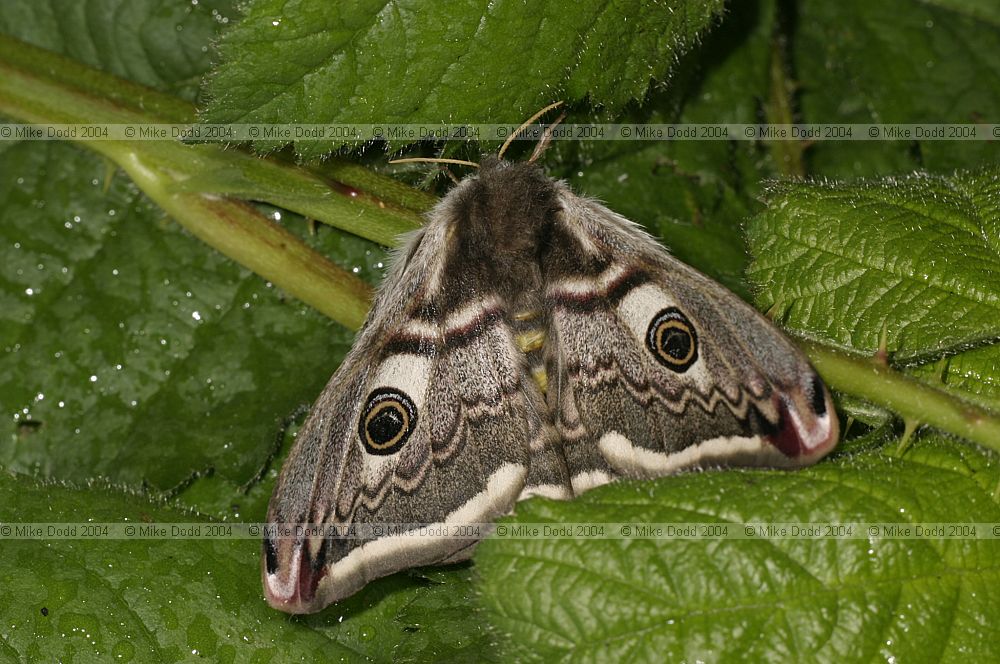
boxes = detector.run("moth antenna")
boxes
[441,166,462,185]
[498,101,564,160]
[528,110,567,163]
[389,157,480,169]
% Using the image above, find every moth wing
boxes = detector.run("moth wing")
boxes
[543,186,838,494]
[264,206,570,614]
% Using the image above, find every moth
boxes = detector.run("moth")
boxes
[263,132,839,614]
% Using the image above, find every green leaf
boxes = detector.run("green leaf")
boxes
[203,0,725,158]
[0,141,381,492]
[0,0,385,496]
[0,470,490,662]
[555,0,777,299]
[475,436,1000,661]
[909,343,1000,412]
[793,0,1000,175]
[0,0,238,103]
[4,0,1000,660]
[300,566,500,663]
[746,166,1000,361]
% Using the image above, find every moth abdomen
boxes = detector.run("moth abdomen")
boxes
[511,307,549,394]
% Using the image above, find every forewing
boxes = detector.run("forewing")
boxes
[543,187,839,493]
[263,208,569,614]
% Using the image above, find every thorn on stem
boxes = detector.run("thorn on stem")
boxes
[874,321,890,367]
[896,417,920,455]
[934,356,949,384]
[102,159,116,194]
[765,300,785,322]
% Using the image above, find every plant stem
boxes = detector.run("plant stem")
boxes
[117,148,372,329]
[801,341,1000,455]
[0,35,424,326]
[3,37,998,455]
[764,32,806,177]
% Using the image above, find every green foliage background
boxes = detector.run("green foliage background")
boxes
[0,0,998,661]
